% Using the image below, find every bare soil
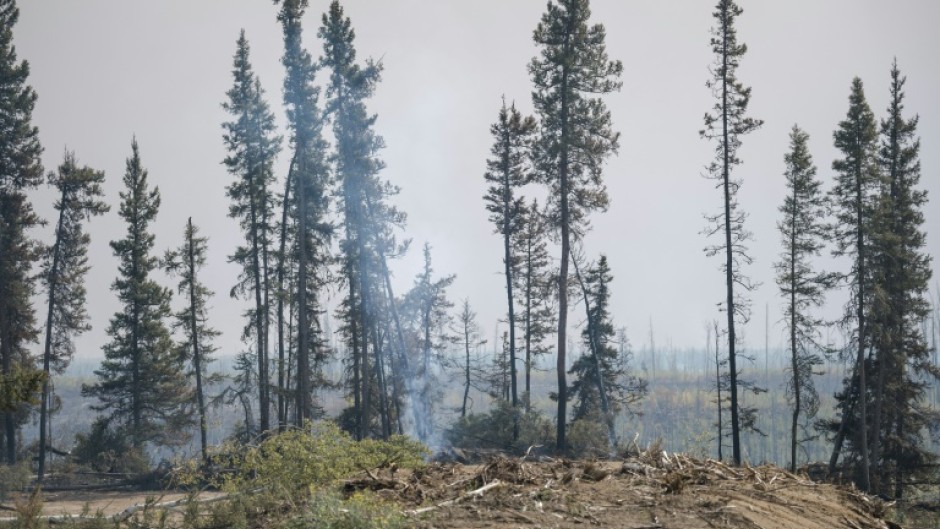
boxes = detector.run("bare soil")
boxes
[1,490,222,519]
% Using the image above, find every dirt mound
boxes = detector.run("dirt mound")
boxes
[343,452,902,529]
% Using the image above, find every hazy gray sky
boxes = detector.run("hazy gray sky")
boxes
[14,1,940,364]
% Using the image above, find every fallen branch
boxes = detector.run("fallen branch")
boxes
[403,479,503,516]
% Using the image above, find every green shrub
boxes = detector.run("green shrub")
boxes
[72,417,150,474]
[181,422,427,503]
[279,491,406,529]
[566,417,610,458]
[447,401,554,453]
[0,462,30,502]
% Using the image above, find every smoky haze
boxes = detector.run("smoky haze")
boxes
[14,0,940,363]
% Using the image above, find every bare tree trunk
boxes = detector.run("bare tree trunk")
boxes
[276,156,295,429]
[296,152,310,426]
[186,218,209,463]
[720,2,742,466]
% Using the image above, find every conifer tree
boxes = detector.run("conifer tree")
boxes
[319,0,391,439]
[455,299,484,418]
[484,99,536,424]
[165,218,220,463]
[529,0,622,450]
[826,78,880,491]
[868,62,936,498]
[402,243,454,445]
[570,253,646,448]
[0,0,43,464]
[222,30,281,434]
[38,152,108,480]
[513,200,555,410]
[278,0,334,426]
[700,0,763,466]
[774,126,833,472]
[82,140,191,450]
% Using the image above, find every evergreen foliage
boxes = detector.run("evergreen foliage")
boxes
[825,77,880,491]
[700,0,763,466]
[529,0,621,451]
[38,152,109,480]
[320,0,398,440]
[513,200,556,410]
[165,218,221,463]
[774,126,833,472]
[222,30,281,434]
[868,62,937,498]
[483,98,536,424]
[0,0,43,464]
[569,253,646,450]
[278,0,335,426]
[82,140,191,450]
[401,243,454,446]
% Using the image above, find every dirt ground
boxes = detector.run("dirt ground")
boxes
[345,453,903,529]
[1,490,222,519]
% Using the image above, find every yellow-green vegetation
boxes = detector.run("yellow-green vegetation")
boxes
[171,422,427,529]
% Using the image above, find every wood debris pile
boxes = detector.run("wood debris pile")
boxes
[341,448,903,529]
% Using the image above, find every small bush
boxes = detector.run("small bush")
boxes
[448,401,554,453]
[566,418,610,458]
[279,491,406,529]
[0,462,30,501]
[72,417,150,474]
[181,422,427,502]
[10,487,43,529]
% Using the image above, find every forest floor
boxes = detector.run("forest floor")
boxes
[345,453,907,529]
[1,453,930,528]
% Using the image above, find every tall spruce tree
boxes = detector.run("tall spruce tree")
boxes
[483,98,536,426]
[165,218,220,463]
[278,0,334,425]
[319,0,391,439]
[513,200,555,410]
[38,152,108,480]
[700,0,763,466]
[826,77,879,491]
[222,30,281,434]
[529,0,622,451]
[0,0,43,464]
[82,140,191,450]
[774,126,833,472]
[868,62,936,498]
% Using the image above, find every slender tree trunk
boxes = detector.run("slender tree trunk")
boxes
[715,322,723,462]
[462,324,471,418]
[555,27,572,454]
[720,1,742,466]
[571,255,615,450]
[2,315,16,464]
[499,135,519,438]
[186,218,208,463]
[789,190,800,473]
[371,325,391,439]
[276,157,295,429]
[39,188,67,480]
[295,147,310,426]
[249,172,269,433]
[525,254,533,411]
[855,153,872,492]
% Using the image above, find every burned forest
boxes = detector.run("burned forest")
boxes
[1,0,939,527]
